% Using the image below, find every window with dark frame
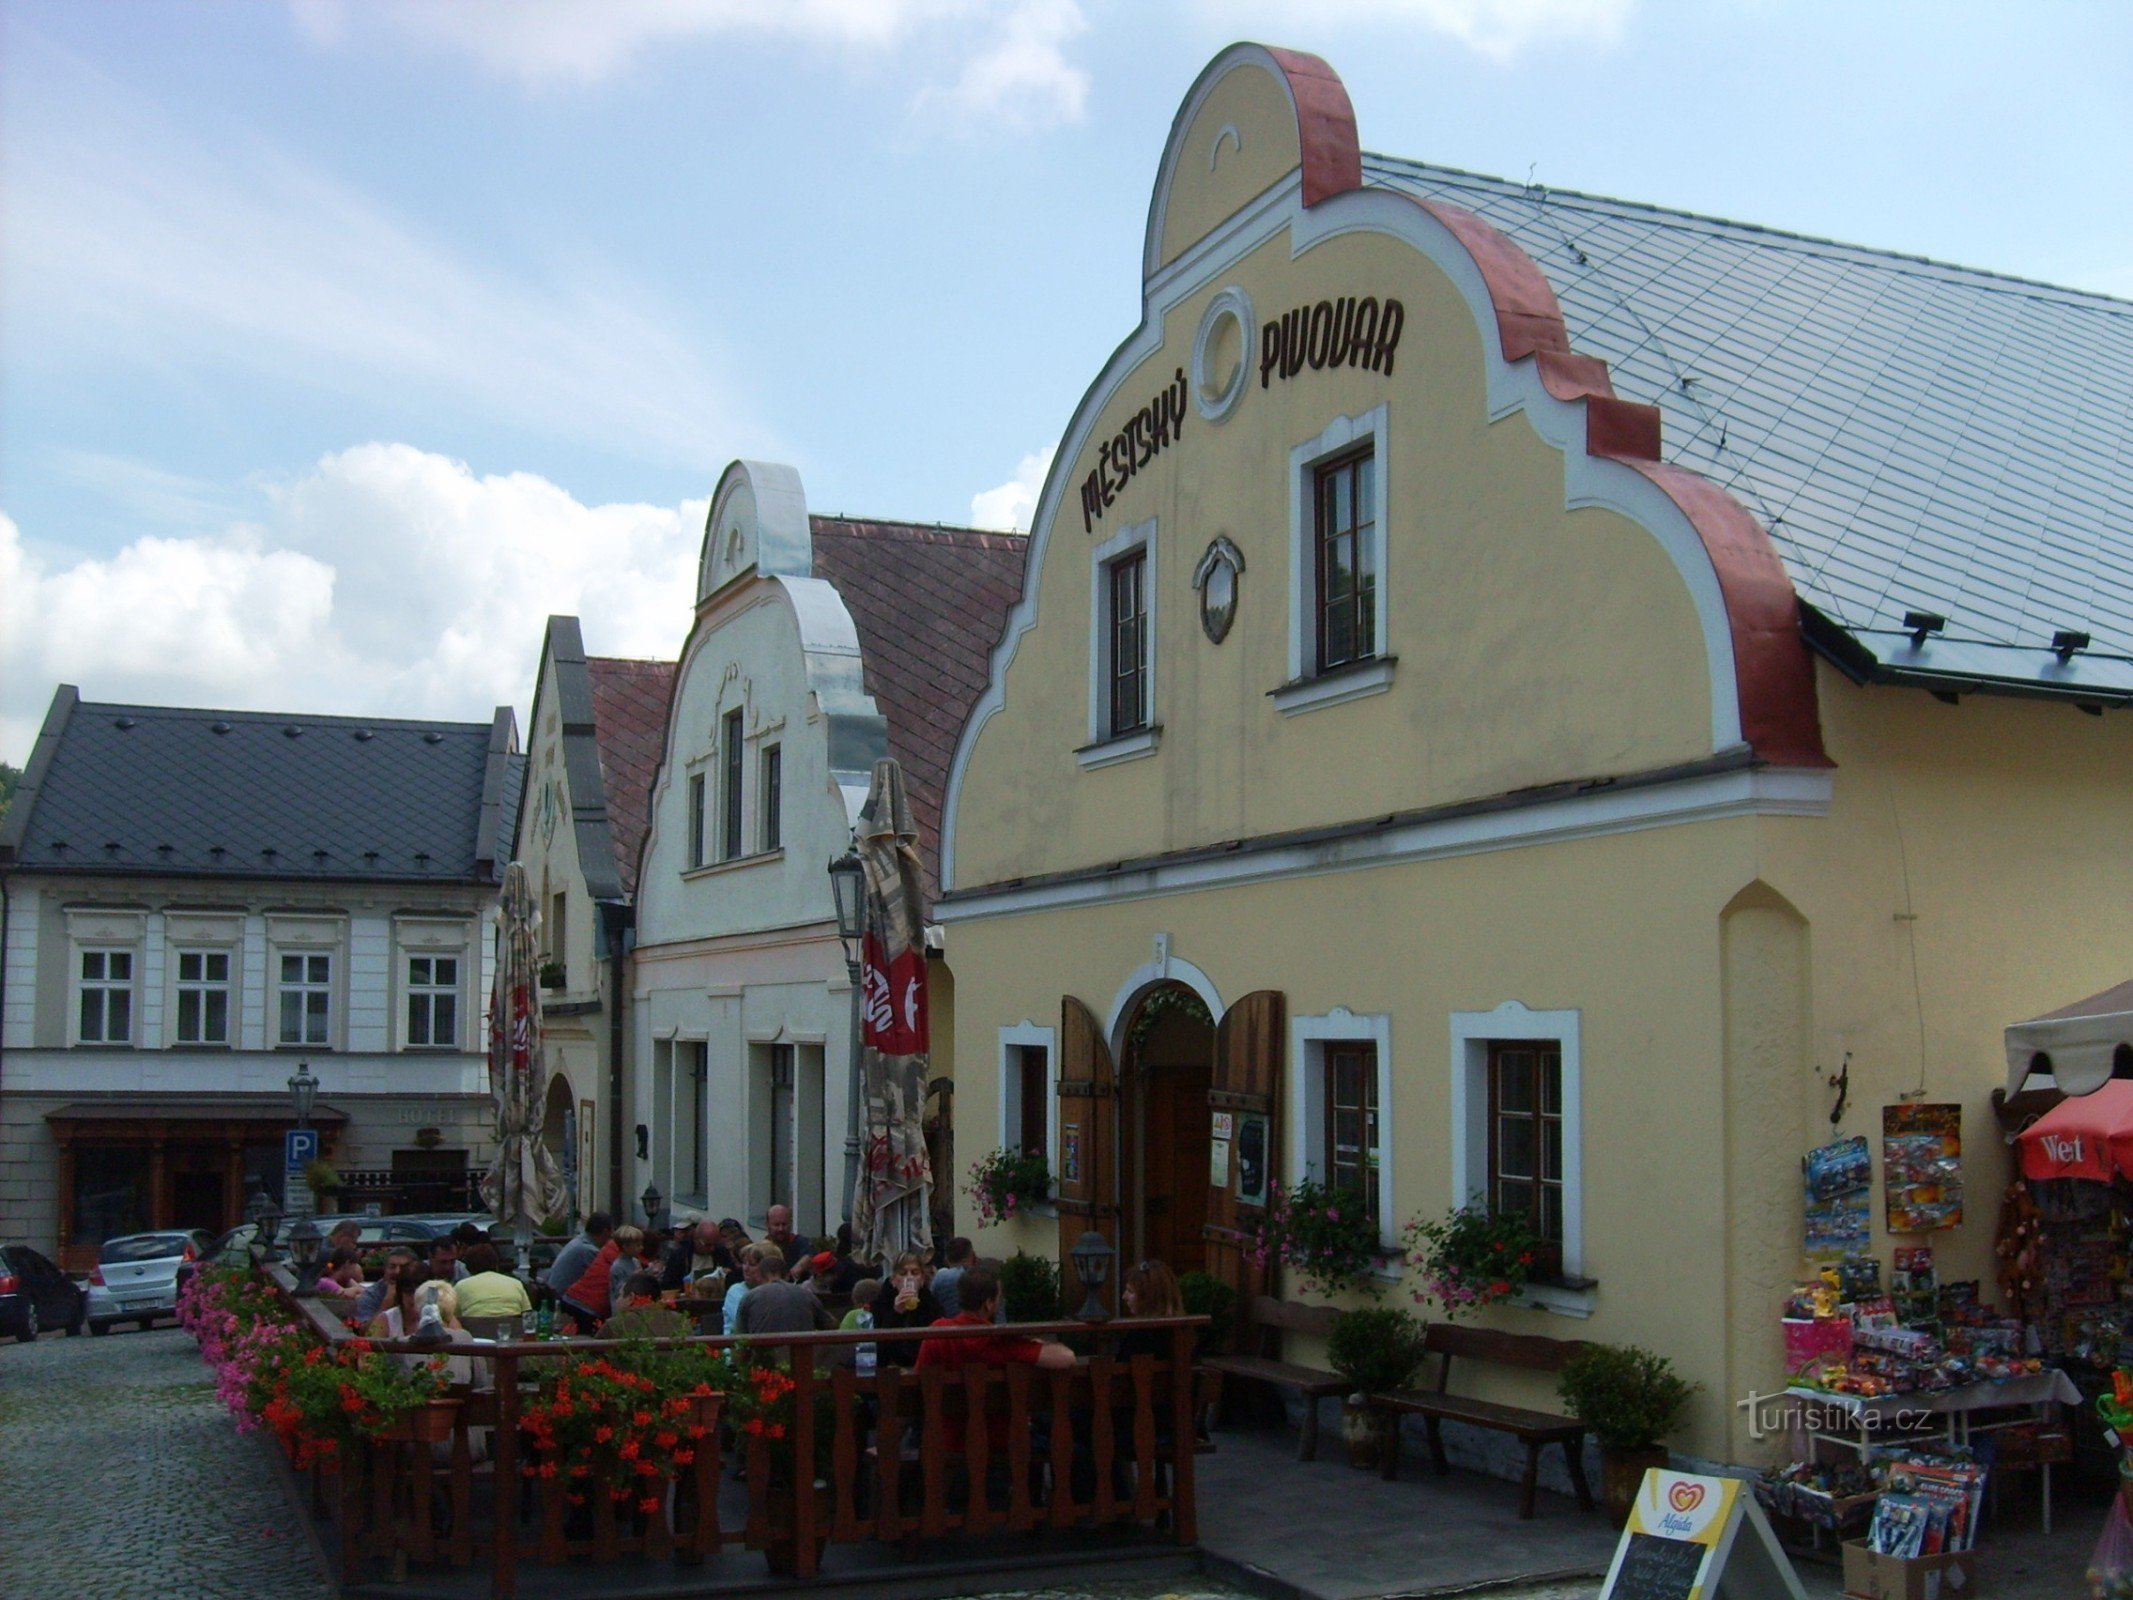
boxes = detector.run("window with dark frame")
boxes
[406,955,459,1048]
[768,1043,795,1213]
[78,948,134,1044]
[1323,1041,1380,1224]
[760,744,782,852]
[278,951,332,1046]
[1017,1045,1049,1161]
[174,949,231,1045]
[720,707,744,860]
[1313,448,1377,672]
[1107,548,1148,737]
[687,772,706,868]
[1487,1040,1565,1273]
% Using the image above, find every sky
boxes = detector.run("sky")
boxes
[3,0,2129,764]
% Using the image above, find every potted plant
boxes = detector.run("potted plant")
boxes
[538,959,565,990]
[1178,1270,1236,1354]
[1557,1341,1698,1522]
[1248,1179,1384,1299]
[966,1148,1051,1227]
[998,1250,1062,1322]
[1325,1305,1430,1469]
[1403,1199,1544,1319]
[302,1157,341,1202]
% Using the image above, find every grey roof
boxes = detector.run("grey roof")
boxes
[0,687,520,885]
[1367,156,2133,700]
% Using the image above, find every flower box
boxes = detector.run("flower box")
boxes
[384,1398,462,1443]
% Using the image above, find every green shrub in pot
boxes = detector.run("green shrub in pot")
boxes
[1557,1341,1699,1521]
[1325,1305,1431,1396]
[1178,1271,1236,1353]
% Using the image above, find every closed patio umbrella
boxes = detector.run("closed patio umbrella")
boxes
[481,863,567,1253]
[848,760,934,1267]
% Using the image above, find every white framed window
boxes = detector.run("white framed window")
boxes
[1275,404,1394,716]
[1450,1001,1588,1314]
[686,772,708,868]
[759,744,783,853]
[406,955,459,1048]
[77,947,136,1045]
[1080,517,1159,769]
[998,1022,1058,1203]
[173,949,233,1045]
[278,951,333,1046]
[1289,1007,1394,1248]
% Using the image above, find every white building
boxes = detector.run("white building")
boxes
[511,617,673,1222]
[630,460,1024,1239]
[0,688,521,1268]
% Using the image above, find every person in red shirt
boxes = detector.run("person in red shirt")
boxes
[913,1264,1074,1453]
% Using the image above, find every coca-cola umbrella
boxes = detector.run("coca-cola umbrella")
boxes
[481,863,567,1259]
[848,760,934,1267]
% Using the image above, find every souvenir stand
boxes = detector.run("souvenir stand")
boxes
[1756,1101,2079,1559]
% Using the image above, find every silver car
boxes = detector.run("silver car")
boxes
[86,1230,212,1334]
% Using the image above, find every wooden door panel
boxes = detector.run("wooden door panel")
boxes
[1058,995,1119,1311]
[1206,990,1283,1317]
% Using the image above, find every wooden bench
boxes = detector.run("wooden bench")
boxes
[1376,1324,1594,1519]
[1199,1296,1346,1461]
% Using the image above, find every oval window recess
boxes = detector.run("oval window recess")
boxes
[1192,287,1255,424]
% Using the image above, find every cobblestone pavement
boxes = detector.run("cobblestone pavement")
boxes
[0,1323,332,1600]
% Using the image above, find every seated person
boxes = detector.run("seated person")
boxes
[454,1242,533,1321]
[914,1265,1074,1450]
[838,1278,882,1330]
[733,1247,837,1335]
[319,1247,366,1297]
[603,1271,692,1341]
[869,1252,942,1355]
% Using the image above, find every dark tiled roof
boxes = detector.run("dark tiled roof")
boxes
[585,656,677,898]
[810,517,1029,899]
[1367,156,2133,692]
[0,689,515,884]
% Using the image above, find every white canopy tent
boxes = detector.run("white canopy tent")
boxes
[2004,977,2133,1099]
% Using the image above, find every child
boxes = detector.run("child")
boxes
[839,1278,882,1330]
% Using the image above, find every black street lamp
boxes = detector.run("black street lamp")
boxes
[641,1182,664,1232]
[286,1216,323,1295]
[287,1061,318,1129]
[827,847,868,1233]
[1070,1230,1116,1321]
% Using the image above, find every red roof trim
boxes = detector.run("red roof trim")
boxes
[1263,47,1362,208]
[1399,190,1826,767]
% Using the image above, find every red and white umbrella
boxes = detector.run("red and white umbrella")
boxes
[848,761,934,1266]
[481,862,567,1235]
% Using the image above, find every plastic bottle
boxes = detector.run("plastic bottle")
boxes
[536,1301,554,1340]
[854,1308,876,1377]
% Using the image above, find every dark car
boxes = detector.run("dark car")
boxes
[0,1243,87,1342]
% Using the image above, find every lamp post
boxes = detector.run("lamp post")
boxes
[827,847,868,1232]
[245,1190,282,1265]
[288,1060,318,1130]
[641,1182,664,1233]
[1070,1230,1116,1321]
[286,1215,323,1296]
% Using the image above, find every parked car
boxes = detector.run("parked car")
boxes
[85,1230,213,1334]
[0,1242,87,1342]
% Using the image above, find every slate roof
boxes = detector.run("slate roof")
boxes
[0,688,520,884]
[810,517,1029,899]
[585,656,676,898]
[1367,156,2133,699]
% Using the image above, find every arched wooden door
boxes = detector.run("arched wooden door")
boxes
[1056,995,1120,1312]
[1205,990,1284,1321]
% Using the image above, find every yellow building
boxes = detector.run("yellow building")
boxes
[936,42,2133,1467]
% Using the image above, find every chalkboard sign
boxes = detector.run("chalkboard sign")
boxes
[1598,1470,1806,1600]
[1611,1532,1708,1600]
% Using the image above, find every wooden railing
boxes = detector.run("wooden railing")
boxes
[270,1275,1203,1599]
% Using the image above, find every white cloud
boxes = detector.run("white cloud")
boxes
[970,444,1056,531]
[292,0,1090,124]
[1199,0,1634,61]
[916,0,1089,129]
[6,46,762,475]
[1,445,705,762]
